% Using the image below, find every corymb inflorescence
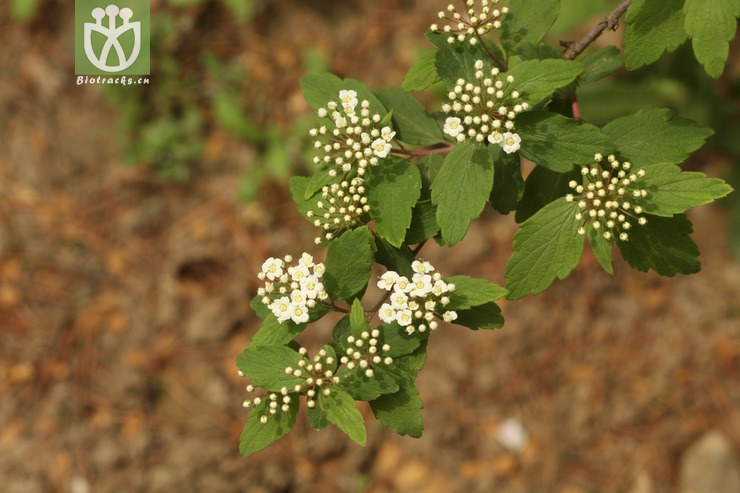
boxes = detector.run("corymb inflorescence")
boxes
[566,153,649,242]
[309,90,396,178]
[377,260,458,334]
[430,0,509,45]
[339,328,394,378]
[442,60,528,154]
[257,253,328,323]
[306,177,370,245]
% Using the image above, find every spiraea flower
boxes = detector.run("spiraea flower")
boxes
[376,260,458,335]
[309,90,396,178]
[339,328,394,377]
[430,0,509,45]
[241,347,340,423]
[441,60,528,153]
[257,253,328,323]
[306,177,371,244]
[565,153,649,242]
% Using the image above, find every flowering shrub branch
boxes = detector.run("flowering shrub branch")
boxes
[236,0,735,456]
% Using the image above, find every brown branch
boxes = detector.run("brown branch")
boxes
[562,0,631,60]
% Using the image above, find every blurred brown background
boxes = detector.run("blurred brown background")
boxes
[0,1,738,492]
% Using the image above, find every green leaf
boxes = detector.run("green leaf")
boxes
[374,88,444,145]
[324,226,375,301]
[393,339,428,379]
[338,365,400,401]
[418,154,445,198]
[509,42,562,62]
[587,227,614,274]
[299,73,386,117]
[250,314,306,347]
[431,141,494,245]
[516,112,615,172]
[320,387,366,445]
[684,0,740,77]
[239,397,299,457]
[489,145,525,215]
[640,163,733,216]
[454,302,505,330]
[250,296,271,318]
[501,0,561,51]
[366,156,422,247]
[349,298,369,335]
[617,214,700,276]
[580,46,623,82]
[505,199,585,299]
[236,345,304,392]
[506,59,584,106]
[402,51,440,92]
[307,404,329,430]
[602,109,714,168]
[445,275,508,310]
[374,237,415,279]
[370,378,423,438]
[433,34,490,90]
[378,322,422,358]
[623,0,688,70]
[515,167,580,223]
[406,200,440,244]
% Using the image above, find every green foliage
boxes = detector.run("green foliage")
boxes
[505,199,584,299]
[623,0,688,70]
[374,88,444,145]
[300,73,386,116]
[402,51,440,92]
[515,166,580,223]
[490,146,525,215]
[516,112,615,172]
[236,345,305,392]
[324,227,375,301]
[602,109,713,167]
[239,397,298,456]
[683,0,740,78]
[249,315,306,347]
[370,379,424,438]
[431,141,494,245]
[617,214,700,276]
[454,303,506,330]
[580,46,623,83]
[640,164,734,216]
[506,59,583,106]
[444,275,508,310]
[320,388,367,445]
[366,157,422,247]
[339,365,399,400]
[501,0,561,52]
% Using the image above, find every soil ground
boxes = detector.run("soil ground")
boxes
[1,2,738,492]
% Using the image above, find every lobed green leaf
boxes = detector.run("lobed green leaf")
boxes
[683,0,740,78]
[506,59,583,106]
[640,163,733,217]
[444,275,508,310]
[239,397,299,457]
[501,0,561,52]
[320,387,367,445]
[324,226,375,301]
[370,378,423,438]
[236,345,305,392]
[623,0,688,71]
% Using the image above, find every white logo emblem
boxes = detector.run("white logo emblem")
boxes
[84,5,141,72]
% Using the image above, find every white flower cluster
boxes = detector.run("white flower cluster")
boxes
[377,260,458,335]
[310,90,396,178]
[307,177,371,245]
[339,328,394,377]
[442,60,528,154]
[430,0,509,45]
[257,253,328,324]
[240,347,340,423]
[565,153,649,242]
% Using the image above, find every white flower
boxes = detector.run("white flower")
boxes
[261,257,284,281]
[270,296,292,323]
[410,273,433,298]
[395,276,412,293]
[500,132,521,154]
[488,131,503,145]
[290,303,310,324]
[431,280,449,296]
[299,252,314,268]
[379,303,396,324]
[339,90,358,111]
[288,264,311,282]
[299,276,323,299]
[412,260,434,274]
[313,263,325,276]
[395,309,414,327]
[390,291,409,310]
[442,311,458,322]
[443,116,464,138]
[371,138,391,158]
[381,126,396,142]
[377,271,399,291]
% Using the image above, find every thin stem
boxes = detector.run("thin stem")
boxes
[392,146,453,157]
[562,0,631,60]
[475,32,507,70]
[321,300,349,313]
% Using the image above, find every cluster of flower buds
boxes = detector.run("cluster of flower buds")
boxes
[310,90,396,178]
[257,253,328,324]
[377,260,458,334]
[566,153,649,242]
[240,347,340,423]
[442,60,528,154]
[430,0,509,45]
[339,329,394,377]
[306,177,370,245]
